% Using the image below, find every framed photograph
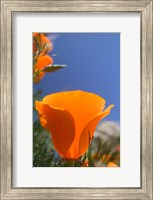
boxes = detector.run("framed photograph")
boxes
[0,0,152,199]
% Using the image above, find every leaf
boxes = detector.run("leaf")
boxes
[33,58,37,67]
[42,65,66,73]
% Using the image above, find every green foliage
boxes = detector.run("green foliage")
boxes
[33,121,54,167]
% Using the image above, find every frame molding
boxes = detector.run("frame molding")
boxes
[1,0,152,199]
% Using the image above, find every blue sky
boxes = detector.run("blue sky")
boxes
[34,33,120,122]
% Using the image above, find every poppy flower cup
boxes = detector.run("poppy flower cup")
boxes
[35,90,114,160]
[33,55,53,83]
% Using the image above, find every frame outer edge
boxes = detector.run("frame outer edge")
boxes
[141,2,153,200]
[145,1,152,199]
[0,0,153,199]
[6,5,13,195]
[1,1,9,199]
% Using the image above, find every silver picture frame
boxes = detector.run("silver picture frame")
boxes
[0,0,152,199]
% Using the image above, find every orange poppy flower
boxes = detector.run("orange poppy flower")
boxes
[107,162,118,167]
[34,54,53,83]
[33,33,53,56]
[35,90,114,159]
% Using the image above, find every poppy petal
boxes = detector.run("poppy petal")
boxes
[43,90,106,136]
[33,72,45,84]
[107,162,118,167]
[34,55,53,83]
[78,104,114,158]
[42,104,76,158]
[34,55,53,71]
[35,101,48,129]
